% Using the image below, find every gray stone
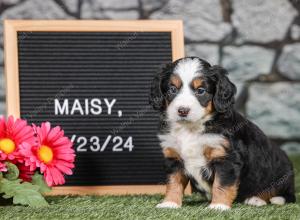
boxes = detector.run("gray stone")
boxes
[151,0,232,41]
[185,44,219,65]
[291,24,300,40]
[59,0,80,14]
[277,43,300,80]
[141,0,167,12]
[0,48,3,65]
[81,0,139,19]
[232,0,297,43]
[234,82,245,106]
[246,83,300,139]
[90,0,138,9]
[0,67,6,116]
[0,67,4,99]
[222,46,275,84]
[1,0,21,4]
[1,0,70,20]
[0,101,5,116]
[0,22,4,45]
[281,142,300,155]
[0,0,72,19]
[0,0,73,45]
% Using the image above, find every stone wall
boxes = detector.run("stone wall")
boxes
[0,0,300,153]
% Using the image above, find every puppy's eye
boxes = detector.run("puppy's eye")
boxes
[168,85,178,95]
[196,88,206,96]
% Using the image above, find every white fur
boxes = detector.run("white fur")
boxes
[174,58,203,84]
[159,124,226,198]
[244,196,267,206]
[167,58,207,123]
[208,203,231,211]
[156,201,180,209]
[270,196,285,205]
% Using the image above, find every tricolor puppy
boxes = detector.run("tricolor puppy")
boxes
[149,57,295,210]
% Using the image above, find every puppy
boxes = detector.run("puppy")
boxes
[149,57,295,210]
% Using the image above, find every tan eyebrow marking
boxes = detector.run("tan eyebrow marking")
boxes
[191,78,203,89]
[170,75,182,89]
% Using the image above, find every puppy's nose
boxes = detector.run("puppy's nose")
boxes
[178,107,190,117]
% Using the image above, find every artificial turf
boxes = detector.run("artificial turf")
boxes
[1,156,300,220]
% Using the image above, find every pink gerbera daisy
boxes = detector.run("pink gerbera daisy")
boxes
[0,116,35,162]
[20,122,75,186]
[0,161,7,172]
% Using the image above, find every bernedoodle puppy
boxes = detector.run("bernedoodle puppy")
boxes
[149,57,295,210]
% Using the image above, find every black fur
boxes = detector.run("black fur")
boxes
[205,112,295,203]
[150,57,295,204]
[209,65,237,114]
[164,157,184,175]
[149,63,172,111]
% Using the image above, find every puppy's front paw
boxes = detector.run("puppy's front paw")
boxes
[156,201,181,209]
[208,203,231,211]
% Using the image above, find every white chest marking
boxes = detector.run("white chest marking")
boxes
[159,123,226,197]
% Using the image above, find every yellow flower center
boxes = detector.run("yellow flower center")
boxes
[37,145,53,164]
[0,138,16,154]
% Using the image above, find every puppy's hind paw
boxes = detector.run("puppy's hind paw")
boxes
[244,196,267,206]
[270,196,286,205]
[156,201,181,209]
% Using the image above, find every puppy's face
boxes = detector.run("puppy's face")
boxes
[164,59,214,123]
[150,57,236,123]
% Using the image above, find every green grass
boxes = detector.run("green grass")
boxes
[0,156,300,220]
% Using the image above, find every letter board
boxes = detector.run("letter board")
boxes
[4,20,186,195]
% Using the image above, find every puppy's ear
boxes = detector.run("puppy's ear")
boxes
[149,64,171,111]
[211,65,236,113]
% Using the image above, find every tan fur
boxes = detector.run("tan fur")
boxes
[164,171,189,206]
[203,138,229,161]
[205,100,214,115]
[221,139,230,148]
[170,75,182,89]
[211,174,238,207]
[203,146,226,161]
[163,148,181,161]
[257,188,277,202]
[191,78,203,89]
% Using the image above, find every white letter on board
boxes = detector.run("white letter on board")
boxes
[85,99,89,115]
[54,99,69,115]
[104,98,116,115]
[71,99,84,115]
[91,98,102,115]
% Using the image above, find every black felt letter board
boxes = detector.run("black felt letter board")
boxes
[18,32,172,186]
